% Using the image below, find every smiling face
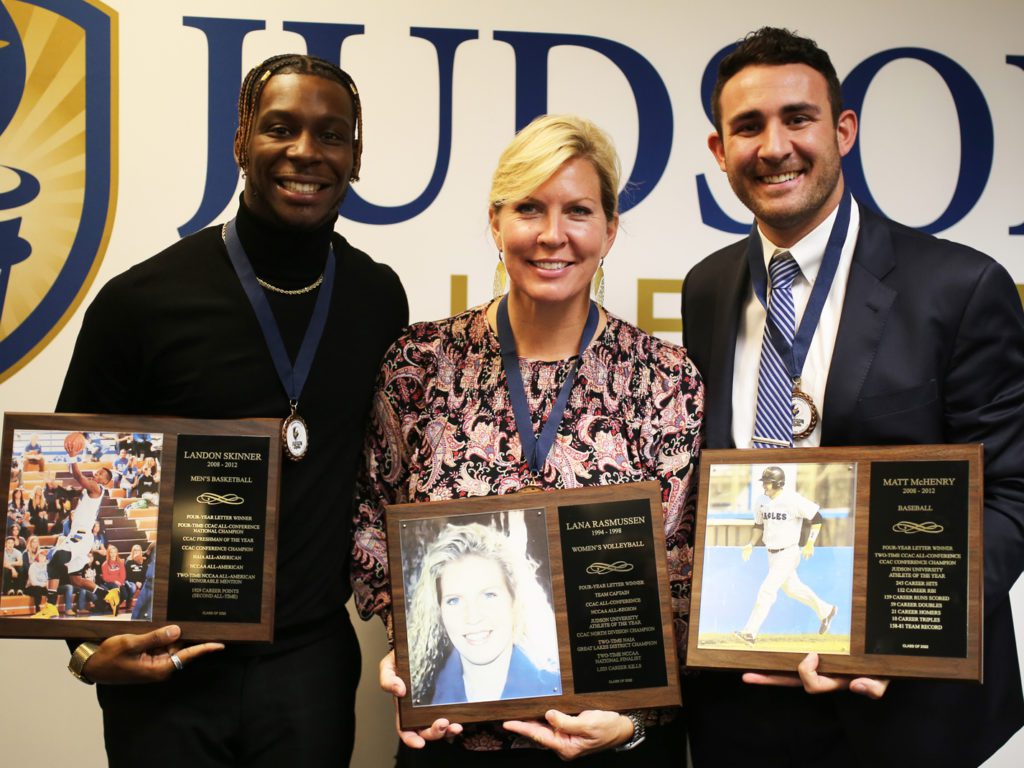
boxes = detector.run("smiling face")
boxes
[709,63,857,248]
[490,156,617,311]
[241,73,355,231]
[438,555,515,668]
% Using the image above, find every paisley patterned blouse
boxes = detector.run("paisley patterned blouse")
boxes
[350,304,703,750]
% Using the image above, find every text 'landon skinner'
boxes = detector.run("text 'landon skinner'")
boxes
[182,451,263,461]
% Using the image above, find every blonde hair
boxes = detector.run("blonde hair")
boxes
[406,522,556,703]
[489,114,621,220]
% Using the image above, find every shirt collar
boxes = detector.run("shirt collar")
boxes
[757,202,841,285]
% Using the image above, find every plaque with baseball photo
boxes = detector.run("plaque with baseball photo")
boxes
[0,412,281,642]
[687,444,982,681]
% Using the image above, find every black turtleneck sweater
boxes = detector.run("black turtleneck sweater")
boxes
[57,200,408,648]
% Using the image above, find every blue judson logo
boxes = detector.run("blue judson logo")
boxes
[0,0,115,384]
[179,19,1019,239]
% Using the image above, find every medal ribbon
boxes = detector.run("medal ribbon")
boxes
[497,295,599,473]
[223,218,335,407]
[746,188,852,379]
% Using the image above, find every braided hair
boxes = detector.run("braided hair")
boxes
[234,53,363,181]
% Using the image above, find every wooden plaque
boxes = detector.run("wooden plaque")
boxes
[687,445,982,681]
[386,482,681,729]
[1,412,281,642]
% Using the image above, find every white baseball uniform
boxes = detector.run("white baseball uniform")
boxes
[742,488,833,636]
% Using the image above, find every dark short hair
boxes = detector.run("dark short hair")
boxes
[712,27,843,133]
[234,54,363,180]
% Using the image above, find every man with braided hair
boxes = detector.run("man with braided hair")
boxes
[57,53,407,766]
[733,466,835,645]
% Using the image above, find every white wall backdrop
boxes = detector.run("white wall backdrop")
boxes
[1,1,1022,765]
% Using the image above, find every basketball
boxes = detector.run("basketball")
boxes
[64,432,86,457]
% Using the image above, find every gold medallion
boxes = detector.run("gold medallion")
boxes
[791,385,819,441]
[282,412,309,461]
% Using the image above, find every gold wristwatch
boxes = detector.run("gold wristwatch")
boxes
[68,642,100,684]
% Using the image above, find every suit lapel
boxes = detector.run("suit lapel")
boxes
[822,205,898,444]
[706,246,748,449]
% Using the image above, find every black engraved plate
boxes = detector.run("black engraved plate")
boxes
[167,434,270,623]
[865,460,970,657]
[558,498,667,693]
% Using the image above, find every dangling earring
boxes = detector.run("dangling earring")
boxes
[492,252,508,299]
[592,257,606,306]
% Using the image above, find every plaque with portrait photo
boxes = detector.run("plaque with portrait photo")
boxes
[0,412,281,642]
[686,445,982,681]
[385,482,681,729]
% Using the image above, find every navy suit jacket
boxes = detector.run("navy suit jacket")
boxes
[682,205,1024,767]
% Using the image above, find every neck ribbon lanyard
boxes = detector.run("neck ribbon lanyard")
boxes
[746,188,852,378]
[497,295,599,473]
[223,217,335,409]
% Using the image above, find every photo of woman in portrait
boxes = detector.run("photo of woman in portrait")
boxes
[404,518,560,707]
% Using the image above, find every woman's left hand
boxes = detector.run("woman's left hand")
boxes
[742,652,890,699]
[503,709,634,759]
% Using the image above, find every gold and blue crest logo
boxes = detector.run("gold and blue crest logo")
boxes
[0,0,116,383]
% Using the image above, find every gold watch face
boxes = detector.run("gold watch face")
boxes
[69,643,99,680]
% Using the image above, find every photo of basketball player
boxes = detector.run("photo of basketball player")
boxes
[2,428,161,621]
[696,461,855,655]
[399,509,561,707]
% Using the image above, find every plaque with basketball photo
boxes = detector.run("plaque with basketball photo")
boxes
[1,413,282,642]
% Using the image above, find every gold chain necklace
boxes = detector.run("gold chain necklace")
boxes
[256,273,324,295]
[221,223,325,295]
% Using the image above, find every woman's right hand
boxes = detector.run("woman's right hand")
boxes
[379,649,463,748]
[81,625,224,684]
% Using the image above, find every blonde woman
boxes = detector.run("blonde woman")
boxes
[353,114,703,764]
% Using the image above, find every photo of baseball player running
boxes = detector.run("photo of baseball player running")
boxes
[696,461,854,655]
[735,465,836,645]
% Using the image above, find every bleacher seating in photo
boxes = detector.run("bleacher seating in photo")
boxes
[4,432,157,617]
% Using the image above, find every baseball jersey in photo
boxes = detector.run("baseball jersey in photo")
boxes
[754,489,819,549]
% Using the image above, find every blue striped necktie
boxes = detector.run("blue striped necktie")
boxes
[752,251,801,448]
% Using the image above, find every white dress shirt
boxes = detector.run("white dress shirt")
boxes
[731,202,861,449]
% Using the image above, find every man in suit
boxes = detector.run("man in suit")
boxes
[682,27,1024,767]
